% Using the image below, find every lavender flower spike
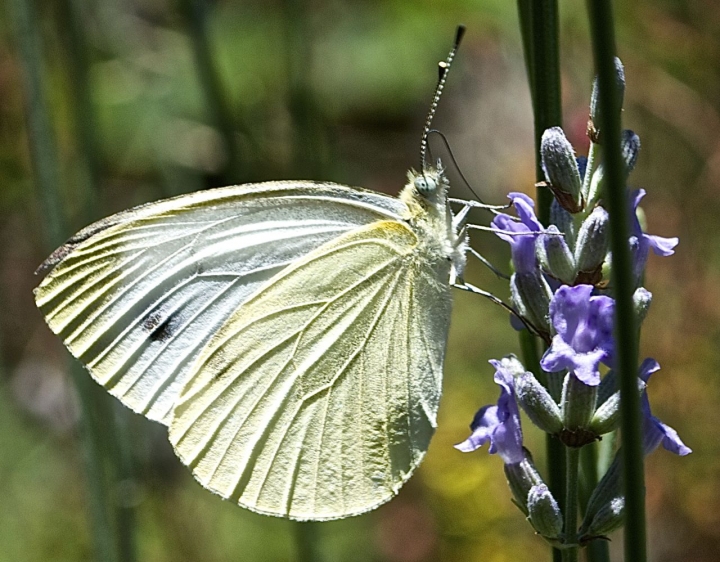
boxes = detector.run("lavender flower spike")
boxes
[455,359,524,464]
[492,193,543,274]
[639,358,692,456]
[541,285,615,386]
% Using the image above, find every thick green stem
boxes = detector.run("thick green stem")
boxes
[562,448,580,562]
[586,3,646,561]
[10,1,122,560]
[517,4,564,561]
[180,0,243,183]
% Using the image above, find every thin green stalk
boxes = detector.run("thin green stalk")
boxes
[57,3,138,559]
[562,448,580,562]
[516,0,535,105]
[9,1,122,560]
[586,3,645,561]
[57,0,100,215]
[517,4,564,561]
[180,0,243,183]
[282,0,325,179]
[10,0,65,247]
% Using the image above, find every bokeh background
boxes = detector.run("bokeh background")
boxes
[1,1,717,561]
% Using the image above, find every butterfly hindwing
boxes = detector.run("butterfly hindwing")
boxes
[34,182,405,423]
[168,220,452,520]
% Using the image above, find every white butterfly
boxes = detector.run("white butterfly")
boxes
[34,26,496,521]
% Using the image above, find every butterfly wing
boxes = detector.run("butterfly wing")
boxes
[34,182,406,423]
[168,220,452,520]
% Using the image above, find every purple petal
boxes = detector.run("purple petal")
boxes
[549,285,594,340]
[455,360,525,464]
[638,358,661,382]
[510,194,543,232]
[645,234,678,257]
[491,198,541,274]
[455,405,499,452]
[643,415,692,456]
[639,359,691,456]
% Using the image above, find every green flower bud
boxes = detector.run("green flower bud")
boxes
[560,374,598,447]
[590,378,646,436]
[633,287,652,324]
[582,497,625,540]
[504,451,543,515]
[621,129,641,174]
[550,199,576,248]
[590,57,626,131]
[580,455,622,540]
[511,271,552,337]
[528,484,564,539]
[574,206,610,279]
[515,371,563,434]
[541,127,583,212]
[537,226,577,285]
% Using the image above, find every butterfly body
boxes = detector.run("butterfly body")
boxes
[35,167,467,520]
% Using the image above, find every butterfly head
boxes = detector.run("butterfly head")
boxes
[406,164,449,207]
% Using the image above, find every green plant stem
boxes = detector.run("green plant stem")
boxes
[586,3,645,562]
[562,448,580,562]
[282,0,325,179]
[180,0,243,183]
[58,3,138,559]
[517,4,564,561]
[58,0,100,216]
[522,0,562,225]
[10,1,123,560]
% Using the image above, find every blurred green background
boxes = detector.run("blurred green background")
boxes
[1,1,717,561]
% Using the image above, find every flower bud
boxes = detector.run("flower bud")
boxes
[515,371,563,434]
[621,129,641,174]
[528,484,564,539]
[511,271,552,336]
[550,199,576,248]
[574,206,610,280]
[590,378,647,436]
[633,287,652,324]
[541,127,583,212]
[537,226,576,285]
[496,354,527,377]
[561,373,598,433]
[581,497,625,539]
[504,451,544,515]
[590,57,626,129]
[580,456,622,538]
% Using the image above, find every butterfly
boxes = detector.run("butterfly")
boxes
[33,26,489,521]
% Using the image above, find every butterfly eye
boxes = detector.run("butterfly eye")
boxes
[414,176,437,195]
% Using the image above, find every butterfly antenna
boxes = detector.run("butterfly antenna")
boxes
[427,129,486,204]
[420,25,465,171]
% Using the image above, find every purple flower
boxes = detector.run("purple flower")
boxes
[492,193,543,274]
[630,189,678,281]
[455,360,524,464]
[541,285,615,386]
[639,359,691,456]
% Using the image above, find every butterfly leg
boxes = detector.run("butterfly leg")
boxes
[453,281,545,339]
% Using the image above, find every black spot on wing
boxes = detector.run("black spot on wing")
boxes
[143,310,177,343]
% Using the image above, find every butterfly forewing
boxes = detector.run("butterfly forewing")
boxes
[34,182,405,423]
[168,220,452,520]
